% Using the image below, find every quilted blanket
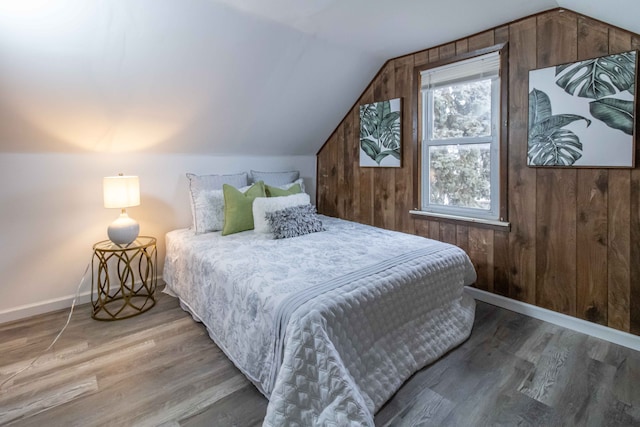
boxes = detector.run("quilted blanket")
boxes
[163,216,476,426]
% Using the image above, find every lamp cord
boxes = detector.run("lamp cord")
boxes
[0,262,91,390]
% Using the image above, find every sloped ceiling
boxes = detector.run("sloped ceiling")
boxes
[0,0,638,155]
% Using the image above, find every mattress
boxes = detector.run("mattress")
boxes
[163,215,476,426]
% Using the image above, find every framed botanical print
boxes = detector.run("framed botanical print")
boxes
[528,50,637,167]
[359,98,401,167]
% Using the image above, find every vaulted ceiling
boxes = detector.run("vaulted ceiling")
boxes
[0,0,638,155]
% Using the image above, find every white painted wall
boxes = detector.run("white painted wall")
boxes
[0,0,378,157]
[0,153,316,322]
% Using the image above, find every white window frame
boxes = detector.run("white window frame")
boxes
[420,51,501,221]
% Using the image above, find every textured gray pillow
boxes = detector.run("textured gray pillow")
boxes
[265,204,324,239]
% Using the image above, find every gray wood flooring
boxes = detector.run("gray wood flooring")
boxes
[1,291,639,426]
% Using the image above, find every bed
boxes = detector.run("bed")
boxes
[163,215,476,426]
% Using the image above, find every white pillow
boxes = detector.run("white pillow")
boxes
[187,172,248,234]
[252,193,311,233]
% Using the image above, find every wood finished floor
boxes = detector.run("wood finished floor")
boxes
[1,292,639,426]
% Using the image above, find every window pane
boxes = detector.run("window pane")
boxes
[429,144,491,210]
[432,79,492,139]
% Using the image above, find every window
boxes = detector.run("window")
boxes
[419,49,505,223]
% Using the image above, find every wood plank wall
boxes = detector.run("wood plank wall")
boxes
[316,8,640,336]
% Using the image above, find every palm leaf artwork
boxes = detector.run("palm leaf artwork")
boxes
[589,97,635,135]
[555,50,636,135]
[555,52,636,99]
[359,99,401,166]
[528,88,591,166]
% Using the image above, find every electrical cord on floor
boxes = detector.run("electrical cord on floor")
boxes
[0,262,91,391]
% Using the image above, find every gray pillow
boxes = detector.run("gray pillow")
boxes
[186,172,248,233]
[187,172,248,192]
[265,204,324,239]
[250,170,300,186]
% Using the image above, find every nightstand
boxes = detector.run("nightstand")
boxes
[91,236,157,320]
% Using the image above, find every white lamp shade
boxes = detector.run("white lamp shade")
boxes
[103,175,140,208]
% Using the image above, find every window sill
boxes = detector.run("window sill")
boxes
[410,210,511,230]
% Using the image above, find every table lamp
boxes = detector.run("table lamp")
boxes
[103,173,140,245]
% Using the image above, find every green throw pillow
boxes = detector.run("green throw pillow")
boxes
[222,181,266,235]
[265,183,302,197]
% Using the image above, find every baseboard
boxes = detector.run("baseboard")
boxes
[4,282,637,352]
[0,275,164,325]
[0,291,94,324]
[465,286,640,352]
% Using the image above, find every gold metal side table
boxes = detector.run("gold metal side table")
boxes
[91,236,157,321]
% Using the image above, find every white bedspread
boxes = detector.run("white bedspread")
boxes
[163,216,476,426]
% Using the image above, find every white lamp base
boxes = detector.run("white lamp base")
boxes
[108,211,140,245]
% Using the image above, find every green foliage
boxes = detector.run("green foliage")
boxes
[433,80,491,139]
[589,98,634,135]
[529,87,552,128]
[555,51,636,135]
[430,145,491,209]
[528,89,590,166]
[555,52,636,99]
[359,100,400,165]
[529,128,584,166]
[428,79,493,210]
